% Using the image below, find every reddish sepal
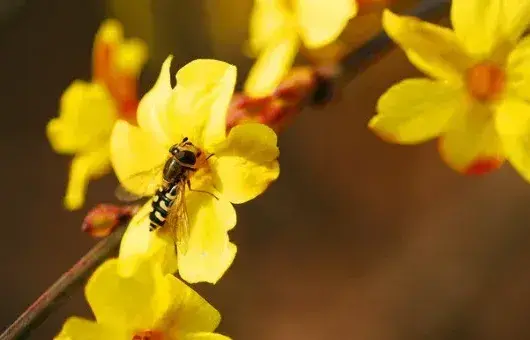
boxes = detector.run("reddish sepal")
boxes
[82,204,139,238]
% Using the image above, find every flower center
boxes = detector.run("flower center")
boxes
[465,62,505,102]
[132,330,164,340]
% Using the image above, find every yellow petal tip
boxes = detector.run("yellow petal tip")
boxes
[163,54,174,66]
[367,116,378,128]
[381,9,399,32]
[64,194,83,211]
[46,119,65,153]
[114,39,149,75]
[381,8,397,20]
[177,59,237,89]
[156,55,174,86]
[96,19,123,44]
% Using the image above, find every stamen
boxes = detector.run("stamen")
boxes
[465,62,505,102]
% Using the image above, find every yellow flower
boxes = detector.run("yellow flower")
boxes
[47,19,147,210]
[55,258,230,340]
[111,57,280,284]
[369,1,530,178]
[245,0,358,97]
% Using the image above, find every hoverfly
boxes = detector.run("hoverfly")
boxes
[115,137,215,255]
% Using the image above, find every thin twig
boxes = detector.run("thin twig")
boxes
[1,1,451,338]
[339,0,450,84]
[226,0,451,131]
[0,224,126,340]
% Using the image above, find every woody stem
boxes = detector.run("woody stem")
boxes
[0,224,127,340]
[340,0,450,84]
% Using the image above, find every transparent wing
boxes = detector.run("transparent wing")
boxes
[165,180,191,256]
[115,162,165,202]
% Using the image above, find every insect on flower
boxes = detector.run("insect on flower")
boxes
[115,137,217,255]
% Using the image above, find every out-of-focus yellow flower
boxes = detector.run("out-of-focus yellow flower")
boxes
[47,82,116,210]
[47,19,147,210]
[369,1,530,178]
[55,258,231,340]
[111,57,280,284]
[245,0,358,97]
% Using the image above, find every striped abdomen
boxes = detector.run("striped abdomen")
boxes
[149,185,178,231]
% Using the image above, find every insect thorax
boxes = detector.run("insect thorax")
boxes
[162,157,184,183]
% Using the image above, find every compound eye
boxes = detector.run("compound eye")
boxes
[177,150,197,165]
[169,144,179,155]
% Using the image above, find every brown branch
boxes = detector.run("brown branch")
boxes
[225,0,451,132]
[0,1,451,338]
[0,223,127,340]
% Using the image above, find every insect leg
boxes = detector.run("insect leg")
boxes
[187,179,219,200]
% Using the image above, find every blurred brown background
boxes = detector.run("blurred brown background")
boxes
[2,0,530,339]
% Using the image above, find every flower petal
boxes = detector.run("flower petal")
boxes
[155,275,221,336]
[211,123,280,204]
[110,120,167,196]
[294,0,357,49]
[439,102,504,173]
[55,317,125,340]
[451,0,505,57]
[181,333,232,340]
[118,202,178,277]
[506,35,530,100]
[187,175,238,232]
[495,97,530,182]
[500,0,530,43]
[47,81,117,154]
[167,59,237,149]
[382,9,471,83]
[93,19,124,82]
[179,240,237,285]
[113,38,148,76]
[64,145,111,210]
[178,190,237,284]
[137,56,175,147]
[246,0,292,56]
[370,78,464,144]
[86,259,158,330]
[244,30,300,98]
